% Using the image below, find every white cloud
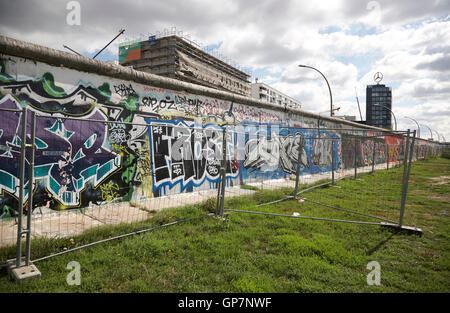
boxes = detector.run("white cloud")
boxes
[0,0,448,141]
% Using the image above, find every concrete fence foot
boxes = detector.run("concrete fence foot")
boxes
[6,257,41,282]
[380,222,423,236]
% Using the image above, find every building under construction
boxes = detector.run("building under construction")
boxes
[119,35,251,97]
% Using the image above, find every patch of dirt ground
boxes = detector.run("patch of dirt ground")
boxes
[429,176,450,186]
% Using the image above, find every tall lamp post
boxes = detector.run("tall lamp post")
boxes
[423,125,433,140]
[373,103,397,131]
[433,130,441,142]
[404,116,421,138]
[298,64,333,117]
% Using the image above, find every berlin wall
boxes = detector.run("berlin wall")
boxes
[0,36,443,214]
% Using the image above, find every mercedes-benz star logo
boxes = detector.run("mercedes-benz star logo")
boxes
[374,72,383,84]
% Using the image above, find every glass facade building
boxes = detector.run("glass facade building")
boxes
[366,84,392,129]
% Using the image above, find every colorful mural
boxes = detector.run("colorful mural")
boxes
[0,56,443,217]
[146,118,239,195]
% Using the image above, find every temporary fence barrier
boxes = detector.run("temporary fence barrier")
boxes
[0,108,441,281]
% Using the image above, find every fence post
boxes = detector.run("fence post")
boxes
[215,167,222,215]
[354,138,357,179]
[416,143,419,161]
[216,127,227,217]
[399,130,413,227]
[331,138,335,185]
[8,109,41,282]
[25,111,36,266]
[371,138,376,173]
[386,143,389,170]
[15,108,27,268]
[294,137,303,198]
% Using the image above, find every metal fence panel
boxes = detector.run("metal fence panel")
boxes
[0,111,435,276]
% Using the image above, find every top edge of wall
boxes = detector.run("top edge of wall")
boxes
[0,35,429,139]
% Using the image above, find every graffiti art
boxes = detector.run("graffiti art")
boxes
[0,57,441,216]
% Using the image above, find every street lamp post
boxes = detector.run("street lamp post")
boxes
[298,65,333,117]
[373,104,397,131]
[433,130,441,142]
[423,125,433,140]
[404,116,421,138]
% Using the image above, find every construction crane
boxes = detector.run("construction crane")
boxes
[355,87,363,121]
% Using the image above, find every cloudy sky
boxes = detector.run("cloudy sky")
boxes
[0,0,449,141]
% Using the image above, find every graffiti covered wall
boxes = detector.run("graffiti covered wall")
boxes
[0,42,444,216]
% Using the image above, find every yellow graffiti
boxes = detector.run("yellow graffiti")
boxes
[388,144,400,161]
[136,134,154,198]
[99,181,120,203]
[111,142,128,154]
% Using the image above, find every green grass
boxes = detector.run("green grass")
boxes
[240,184,261,191]
[0,158,449,293]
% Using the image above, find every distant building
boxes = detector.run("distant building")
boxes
[119,35,251,97]
[251,81,302,109]
[366,84,392,129]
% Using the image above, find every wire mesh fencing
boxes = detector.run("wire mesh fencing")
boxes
[0,114,218,258]
[219,126,418,229]
[0,107,440,273]
[296,130,413,227]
